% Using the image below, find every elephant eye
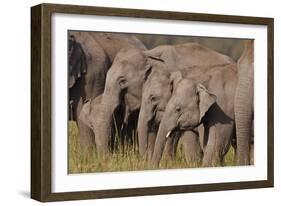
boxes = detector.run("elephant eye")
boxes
[175,106,181,113]
[150,95,158,103]
[118,77,127,87]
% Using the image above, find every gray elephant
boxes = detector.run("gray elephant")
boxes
[79,93,134,152]
[78,95,116,151]
[69,32,109,152]
[138,65,232,163]
[68,31,146,152]
[151,63,238,167]
[137,67,204,161]
[234,40,254,165]
[93,42,235,156]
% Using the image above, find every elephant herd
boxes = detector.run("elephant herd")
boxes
[69,31,254,168]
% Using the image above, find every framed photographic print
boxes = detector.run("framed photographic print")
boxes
[31,3,274,202]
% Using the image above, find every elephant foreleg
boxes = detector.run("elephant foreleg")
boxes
[180,131,203,166]
[77,118,95,154]
[76,99,96,154]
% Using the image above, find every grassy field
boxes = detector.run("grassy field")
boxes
[68,121,237,174]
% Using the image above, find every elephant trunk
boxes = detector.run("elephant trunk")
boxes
[137,106,150,156]
[94,91,119,156]
[151,120,169,167]
[94,105,111,156]
[235,75,253,165]
[234,40,254,165]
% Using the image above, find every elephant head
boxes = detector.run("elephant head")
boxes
[151,76,217,166]
[68,34,87,88]
[94,47,164,155]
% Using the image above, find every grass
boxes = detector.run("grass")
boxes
[68,121,239,174]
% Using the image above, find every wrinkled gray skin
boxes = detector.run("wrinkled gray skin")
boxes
[137,44,234,158]
[94,42,234,156]
[152,64,237,167]
[68,32,146,152]
[145,43,234,69]
[234,40,254,165]
[90,32,147,63]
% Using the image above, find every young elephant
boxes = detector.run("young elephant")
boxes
[137,62,177,158]
[137,64,233,161]
[151,64,237,167]
[79,94,136,153]
[137,66,204,162]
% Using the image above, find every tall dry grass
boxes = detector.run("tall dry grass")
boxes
[68,121,238,173]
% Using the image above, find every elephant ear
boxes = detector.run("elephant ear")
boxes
[68,38,87,88]
[197,84,217,122]
[169,71,182,93]
[143,55,164,81]
[144,63,153,81]
[78,100,93,129]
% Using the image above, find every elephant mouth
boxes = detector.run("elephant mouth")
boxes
[179,120,202,131]
[180,125,194,130]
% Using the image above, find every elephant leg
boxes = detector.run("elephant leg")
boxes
[197,125,205,150]
[202,123,233,167]
[180,131,203,166]
[76,99,95,154]
[77,118,95,154]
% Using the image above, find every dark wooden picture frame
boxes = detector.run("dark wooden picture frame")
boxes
[31,3,274,202]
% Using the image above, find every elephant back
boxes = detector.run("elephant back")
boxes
[90,32,147,63]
